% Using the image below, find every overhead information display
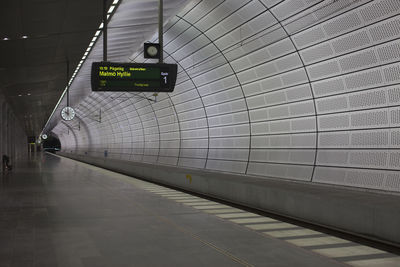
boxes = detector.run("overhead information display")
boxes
[91,62,178,92]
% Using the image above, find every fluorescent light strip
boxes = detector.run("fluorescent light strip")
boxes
[108,5,115,13]
[41,0,120,134]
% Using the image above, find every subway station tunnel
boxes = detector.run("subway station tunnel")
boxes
[1,0,400,266]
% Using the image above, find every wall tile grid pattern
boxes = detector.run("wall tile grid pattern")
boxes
[53,0,400,192]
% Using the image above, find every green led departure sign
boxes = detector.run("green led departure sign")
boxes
[91,62,178,92]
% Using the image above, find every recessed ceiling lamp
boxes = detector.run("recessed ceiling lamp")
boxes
[27,93,31,96]
[18,94,22,97]
[3,37,9,41]
[22,35,28,39]
[108,5,115,13]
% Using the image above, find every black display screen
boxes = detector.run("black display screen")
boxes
[91,62,177,92]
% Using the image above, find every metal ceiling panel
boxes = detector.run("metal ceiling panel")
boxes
[0,0,111,136]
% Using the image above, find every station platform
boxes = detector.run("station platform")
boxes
[0,154,399,267]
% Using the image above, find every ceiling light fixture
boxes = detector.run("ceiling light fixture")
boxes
[3,37,9,41]
[40,0,121,136]
[22,35,28,39]
[27,93,31,96]
[108,5,115,13]
[18,94,22,97]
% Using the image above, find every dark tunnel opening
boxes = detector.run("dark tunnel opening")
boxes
[42,135,61,153]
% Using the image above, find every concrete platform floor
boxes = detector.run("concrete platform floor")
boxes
[0,153,399,267]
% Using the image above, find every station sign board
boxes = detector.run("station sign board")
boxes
[91,62,177,92]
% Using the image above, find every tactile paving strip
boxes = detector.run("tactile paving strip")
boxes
[69,158,400,267]
[138,182,400,267]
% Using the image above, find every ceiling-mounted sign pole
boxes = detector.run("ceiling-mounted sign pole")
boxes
[159,0,163,63]
[103,0,108,62]
[61,58,76,121]
[67,58,70,106]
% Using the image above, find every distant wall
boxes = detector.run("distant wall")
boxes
[0,94,27,169]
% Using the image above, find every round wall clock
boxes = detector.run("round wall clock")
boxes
[61,106,75,121]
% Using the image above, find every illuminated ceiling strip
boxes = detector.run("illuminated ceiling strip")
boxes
[40,0,121,137]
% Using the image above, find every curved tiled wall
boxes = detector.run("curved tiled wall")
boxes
[53,0,400,192]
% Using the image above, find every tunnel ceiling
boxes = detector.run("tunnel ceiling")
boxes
[0,0,113,136]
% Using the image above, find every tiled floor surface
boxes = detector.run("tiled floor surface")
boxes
[0,154,398,267]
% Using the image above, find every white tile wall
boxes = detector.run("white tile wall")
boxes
[56,0,400,192]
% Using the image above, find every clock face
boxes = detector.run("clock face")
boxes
[146,46,158,57]
[42,134,48,140]
[61,106,75,121]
